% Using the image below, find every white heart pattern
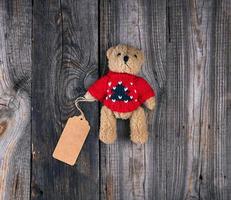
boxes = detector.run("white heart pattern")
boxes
[108,82,112,86]
[113,87,116,90]
[124,100,128,103]
[112,99,116,102]
[118,96,122,99]
[124,87,128,91]
[118,81,122,84]
[130,96,133,99]
[130,82,133,86]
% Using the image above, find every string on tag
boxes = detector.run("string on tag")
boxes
[74,96,95,117]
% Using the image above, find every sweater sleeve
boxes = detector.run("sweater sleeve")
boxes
[87,75,108,102]
[136,77,155,104]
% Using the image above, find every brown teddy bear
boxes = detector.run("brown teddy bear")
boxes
[84,44,156,144]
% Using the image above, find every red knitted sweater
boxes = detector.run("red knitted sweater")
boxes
[88,71,155,113]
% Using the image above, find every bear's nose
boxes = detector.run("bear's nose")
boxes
[123,55,129,63]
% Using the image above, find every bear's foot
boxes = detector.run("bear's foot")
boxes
[130,132,148,144]
[130,107,149,144]
[99,131,117,144]
[99,106,117,144]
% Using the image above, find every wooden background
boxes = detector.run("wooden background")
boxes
[0,0,230,199]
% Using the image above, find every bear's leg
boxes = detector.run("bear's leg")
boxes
[99,105,117,144]
[130,107,148,144]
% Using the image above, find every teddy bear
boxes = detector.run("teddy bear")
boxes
[84,44,156,144]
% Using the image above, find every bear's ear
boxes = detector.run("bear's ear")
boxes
[106,46,115,59]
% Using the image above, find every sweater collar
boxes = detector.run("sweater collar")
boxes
[107,71,136,78]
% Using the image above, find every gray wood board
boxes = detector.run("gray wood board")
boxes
[32,0,99,199]
[0,0,32,199]
[99,0,167,199]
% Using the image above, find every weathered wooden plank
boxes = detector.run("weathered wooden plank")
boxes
[167,0,231,199]
[32,0,99,199]
[166,0,198,199]
[141,1,167,199]
[0,0,31,199]
[165,0,214,199]
[178,0,215,199]
[184,1,216,199]
[100,0,166,199]
[100,1,145,199]
[200,0,231,199]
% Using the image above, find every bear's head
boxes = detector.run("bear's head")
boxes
[106,44,144,75]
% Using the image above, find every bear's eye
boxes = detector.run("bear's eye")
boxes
[117,53,121,56]
[134,54,137,58]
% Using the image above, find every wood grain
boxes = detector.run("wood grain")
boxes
[165,1,190,199]
[100,0,231,199]
[205,0,231,199]
[166,0,231,199]
[141,1,167,199]
[184,1,215,199]
[0,0,31,199]
[32,0,99,199]
[0,0,230,199]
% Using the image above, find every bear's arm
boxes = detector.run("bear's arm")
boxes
[84,91,97,101]
[84,75,109,102]
[144,97,156,110]
[136,77,156,110]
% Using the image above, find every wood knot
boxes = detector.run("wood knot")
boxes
[0,121,7,135]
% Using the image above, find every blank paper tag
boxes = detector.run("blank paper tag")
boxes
[53,115,90,166]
